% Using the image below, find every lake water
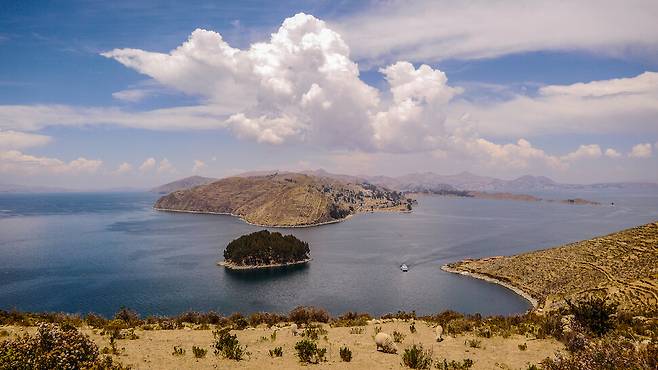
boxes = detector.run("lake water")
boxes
[0,191,657,318]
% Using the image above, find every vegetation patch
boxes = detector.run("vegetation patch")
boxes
[212,328,249,361]
[401,344,433,369]
[223,230,310,267]
[294,339,326,364]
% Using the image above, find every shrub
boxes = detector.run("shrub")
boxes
[401,344,433,369]
[85,313,109,328]
[302,325,328,340]
[333,312,371,327]
[294,339,326,364]
[172,345,185,356]
[339,346,352,362]
[566,296,617,336]
[466,339,481,348]
[349,327,364,334]
[393,330,406,343]
[289,306,330,325]
[0,330,8,338]
[269,346,283,357]
[0,323,123,370]
[541,335,654,369]
[212,328,249,361]
[192,345,207,358]
[518,343,527,351]
[409,322,417,333]
[435,358,474,370]
[249,312,286,327]
[113,307,141,327]
[381,310,417,321]
[228,313,249,330]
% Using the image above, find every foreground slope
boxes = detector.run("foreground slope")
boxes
[154,173,412,227]
[445,222,658,313]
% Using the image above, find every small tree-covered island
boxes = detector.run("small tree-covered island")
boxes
[219,230,311,270]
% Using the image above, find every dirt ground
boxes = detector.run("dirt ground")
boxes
[3,320,563,369]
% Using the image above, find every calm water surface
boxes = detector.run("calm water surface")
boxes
[0,191,657,317]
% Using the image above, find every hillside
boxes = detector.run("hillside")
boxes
[150,176,217,194]
[154,173,412,227]
[444,222,658,314]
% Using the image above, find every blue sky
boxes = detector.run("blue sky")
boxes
[1,0,657,188]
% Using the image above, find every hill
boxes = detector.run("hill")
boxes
[154,173,412,227]
[444,221,658,314]
[150,176,217,194]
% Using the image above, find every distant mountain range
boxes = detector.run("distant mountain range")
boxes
[149,176,217,194]
[0,183,73,193]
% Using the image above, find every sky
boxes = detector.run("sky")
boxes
[0,0,657,189]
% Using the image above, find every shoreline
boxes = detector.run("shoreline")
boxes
[153,206,409,228]
[218,258,312,270]
[441,265,539,310]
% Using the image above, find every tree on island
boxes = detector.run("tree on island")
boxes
[223,230,310,266]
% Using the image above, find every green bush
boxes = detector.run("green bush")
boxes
[435,358,474,370]
[339,346,352,362]
[349,327,364,334]
[401,344,432,369]
[172,345,185,356]
[0,323,131,370]
[518,343,527,351]
[302,325,328,340]
[192,345,207,358]
[466,339,481,348]
[393,330,406,343]
[566,296,617,336]
[269,346,283,357]
[228,313,249,330]
[409,322,417,333]
[294,339,326,364]
[113,307,142,327]
[212,328,249,361]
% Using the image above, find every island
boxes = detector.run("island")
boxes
[154,172,414,227]
[219,230,311,269]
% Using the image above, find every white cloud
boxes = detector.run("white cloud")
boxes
[157,158,175,173]
[561,144,602,161]
[0,150,102,174]
[114,162,133,174]
[0,13,654,174]
[604,148,621,158]
[629,143,653,158]
[334,0,658,64]
[0,130,51,149]
[112,89,150,103]
[192,159,206,173]
[139,157,156,172]
[454,72,658,139]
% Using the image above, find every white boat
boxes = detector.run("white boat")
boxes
[400,264,409,272]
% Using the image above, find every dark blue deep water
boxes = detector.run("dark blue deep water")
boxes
[0,191,657,318]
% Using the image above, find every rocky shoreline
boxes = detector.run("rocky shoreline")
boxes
[218,258,312,270]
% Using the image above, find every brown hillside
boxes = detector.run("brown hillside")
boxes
[154,173,412,227]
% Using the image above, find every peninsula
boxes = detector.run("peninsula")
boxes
[444,221,658,314]
[154,173,413,227]
[219,230,310,269]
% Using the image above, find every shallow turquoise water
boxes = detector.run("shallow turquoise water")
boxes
[0,191,656,317]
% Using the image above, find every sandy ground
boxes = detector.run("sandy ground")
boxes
[2,321,563,369]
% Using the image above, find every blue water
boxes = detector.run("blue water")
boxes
[0,191,656,318]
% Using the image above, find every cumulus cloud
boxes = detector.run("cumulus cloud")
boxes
[0,13,653,173]
[157,158,175,173]
[0,150,102,174]
[0,130,51,149]
[604,148,622,158]
[561,144,602,161]
[192,159,206,172]
[139,157,156,172]
[335,0,658,64]
[629,143,653,158]
[114,162,133,174]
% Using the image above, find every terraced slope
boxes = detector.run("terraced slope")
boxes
[445,222,658,313]
[154,173,412,227]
